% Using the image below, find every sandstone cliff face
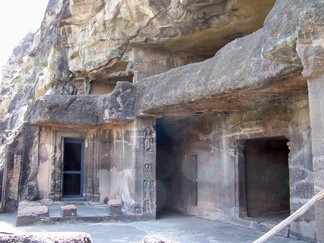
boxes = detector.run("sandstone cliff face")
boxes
[0,0,63,210]
[0,33,41,210]
[0,0,275,210]
[34,0,276,94]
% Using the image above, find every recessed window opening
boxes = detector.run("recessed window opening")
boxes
[243,137,290,221]
[89,76,134,95]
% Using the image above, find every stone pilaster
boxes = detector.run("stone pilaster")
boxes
[235,142,247,218]
[92,134,101,201]
[85,134,100,202]
[52,130,62,201]
[305,77,324,242]
[297,5,324,240]
[133,118,156,217]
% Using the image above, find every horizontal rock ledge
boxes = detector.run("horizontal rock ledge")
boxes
[136,30,305,117]
[29,81,136,127]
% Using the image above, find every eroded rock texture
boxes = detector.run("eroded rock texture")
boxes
[58,0,275,81]
[0,232,92,243]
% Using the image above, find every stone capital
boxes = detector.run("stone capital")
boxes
[296,2,324,80]
[297,42,324,80]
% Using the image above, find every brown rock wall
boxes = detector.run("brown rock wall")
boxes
[43,0,275,84]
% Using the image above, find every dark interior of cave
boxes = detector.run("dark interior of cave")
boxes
[63,139,83,197]
[156,119,176,215]
[156,118,200,218]
[243,137,290,220]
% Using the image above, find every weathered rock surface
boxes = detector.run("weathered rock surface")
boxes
[107,198,123,216]
[0,0,282,149]
[0,0,56,210]
[61,204,77,217]
[13,0,314,129]
[1,123,39,211]
[0,0,323,241]
[30,0,315,122]
[16,201,49,226]
[141,235,177,243]
[55,0,275,82]
[29,81,135,126]
[30,95,101,126]
[13,0,276,100]
[133,0,324,118]
[0,232,92,243]
[136,0,317,117]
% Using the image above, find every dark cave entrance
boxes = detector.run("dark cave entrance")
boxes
[156,119,176,216]
[241,137,290,221]
[156,118,197,218]
[62,138,84,198]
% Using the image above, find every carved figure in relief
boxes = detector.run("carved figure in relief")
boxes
[144,128,154,151]
[143,179,155,212]
[143,163,153,177]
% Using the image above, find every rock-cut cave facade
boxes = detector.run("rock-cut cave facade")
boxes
[0,0,324,241]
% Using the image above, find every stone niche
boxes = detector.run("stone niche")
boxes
[71,76,134,95]
[155,96,314,241]
[89,81,116,94]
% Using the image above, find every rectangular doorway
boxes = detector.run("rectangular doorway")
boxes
[243,137,290,220]
[63,138,84,198]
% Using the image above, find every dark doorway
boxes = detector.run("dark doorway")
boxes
[156,119,199,218]
[156,118,192,217]
[156,120,175,214]
[243,137,290,219]
[63,138,84,198]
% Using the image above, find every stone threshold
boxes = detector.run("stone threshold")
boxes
[16,201,155,226]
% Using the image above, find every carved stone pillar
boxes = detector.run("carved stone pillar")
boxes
[85,134,100,202]
[52,131,62,201]
[133,118,156,217]
[306,77,324,241]
[297,5,324,241]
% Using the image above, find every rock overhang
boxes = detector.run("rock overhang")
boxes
[29,81,136,127]
[29,0,319,125]
[57,0,276,81]
[135,31,307,117]
[134,0,324,118]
